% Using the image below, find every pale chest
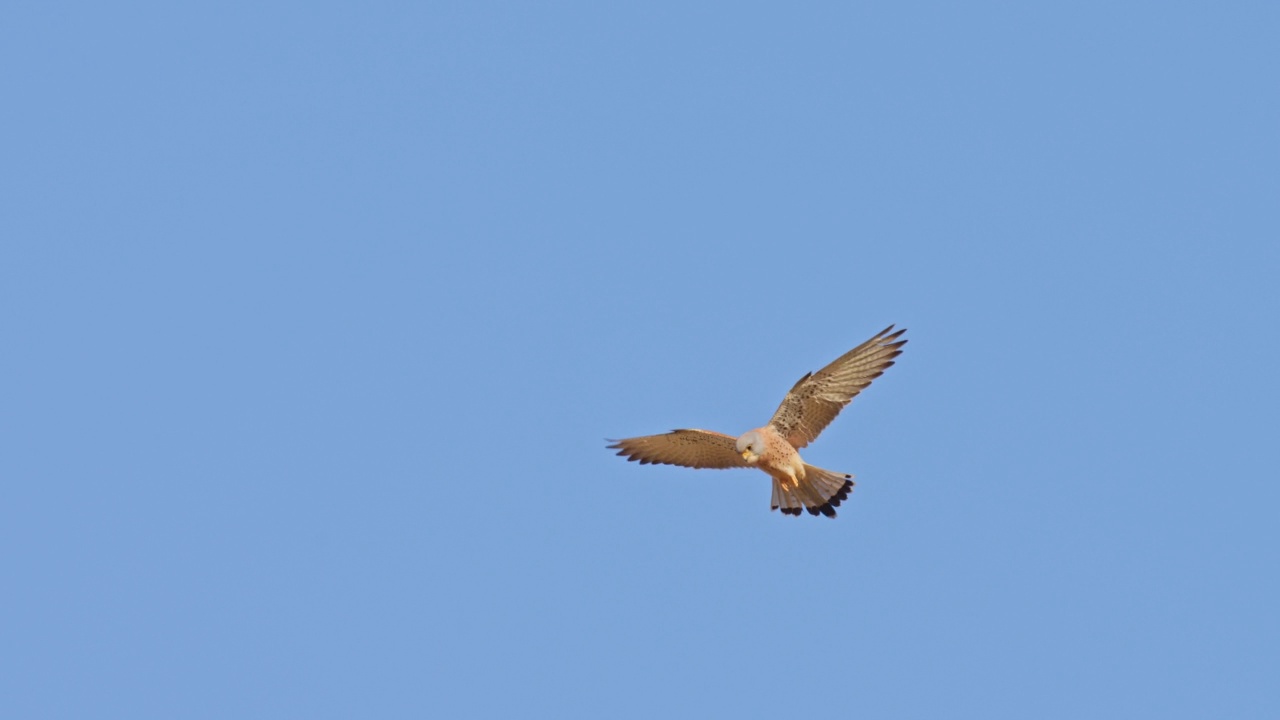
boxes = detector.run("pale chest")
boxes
[760,427,805,480]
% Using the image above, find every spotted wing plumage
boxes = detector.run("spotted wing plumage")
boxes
[607,429,749,469]
[768,325,907,449]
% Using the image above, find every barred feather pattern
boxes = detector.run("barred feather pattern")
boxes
[769,325,907,449]
[772,464,855,518]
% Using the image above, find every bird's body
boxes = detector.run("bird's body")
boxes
[608,325,906,518]
[746,424,805,487]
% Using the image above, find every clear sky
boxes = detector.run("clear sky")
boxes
[3,2,1278,718]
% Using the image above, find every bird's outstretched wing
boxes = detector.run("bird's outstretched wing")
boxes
[768,325,907,449]
[607,429,749,469]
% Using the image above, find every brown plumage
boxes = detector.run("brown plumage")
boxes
[608,325,906,518]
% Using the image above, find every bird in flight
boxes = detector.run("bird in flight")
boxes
[608,325,907,518]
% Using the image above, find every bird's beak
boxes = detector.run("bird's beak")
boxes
[741,450,754,461]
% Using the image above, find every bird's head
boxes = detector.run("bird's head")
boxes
[736,431,765,464]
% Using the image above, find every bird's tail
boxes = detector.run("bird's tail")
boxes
[772,465,855,518]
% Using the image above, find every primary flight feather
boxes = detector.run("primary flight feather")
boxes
[608,325,906,518]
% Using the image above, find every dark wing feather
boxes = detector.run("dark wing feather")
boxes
[768,325,907,449]
[607,429,748,469]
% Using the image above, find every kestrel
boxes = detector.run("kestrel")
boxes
[608,325,907,518]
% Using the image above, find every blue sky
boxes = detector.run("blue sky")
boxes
[3,2,1278,718]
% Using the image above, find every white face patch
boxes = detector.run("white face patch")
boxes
[736,431,765,457]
